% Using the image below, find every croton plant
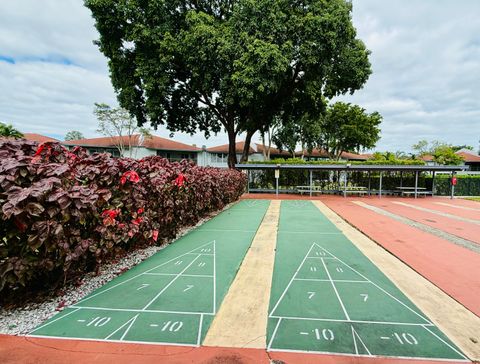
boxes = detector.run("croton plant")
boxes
[0,139,246,295]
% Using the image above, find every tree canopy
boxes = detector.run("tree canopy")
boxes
[64,130,85,141]
[0,122,23,139]
[412,140,465,165]
[273,102,381,160]
[85,0,372,167]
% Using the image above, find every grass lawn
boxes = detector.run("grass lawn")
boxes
[465,197,480,202]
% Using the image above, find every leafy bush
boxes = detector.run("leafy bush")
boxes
[426,174,480,196]
[0,139,246,296]
[248,157,425,166]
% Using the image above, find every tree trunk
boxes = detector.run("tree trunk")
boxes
[227,129,238,169]
[261,133,267,160]
[240,129,255,163]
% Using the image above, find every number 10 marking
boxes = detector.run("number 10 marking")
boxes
[393,332,418,345]
[161,321,183,332]
[314,328,334,341]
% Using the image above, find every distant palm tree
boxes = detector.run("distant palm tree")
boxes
[0,122,23,139]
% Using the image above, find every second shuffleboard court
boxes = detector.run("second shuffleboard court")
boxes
[29,199,270,346]
[267,200,468,361]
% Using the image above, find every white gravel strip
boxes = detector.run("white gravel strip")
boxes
[0,202,235,336]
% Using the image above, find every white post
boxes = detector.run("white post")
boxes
[414,171,418,199]
[379,171,383,198]
[309,170,313,197]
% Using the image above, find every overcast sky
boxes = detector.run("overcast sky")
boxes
[0,0,479,152]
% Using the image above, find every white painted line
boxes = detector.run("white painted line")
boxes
[266,347,469,362]
[351,326,359,355]
[321,257,350,321]
[70,305,213,316]
[198,229,256,232]
[150,324,158,327]
[29,308,81,333]
[26,334,199,347]
[352,326,371,355]
[267,317,282,351]
[317,245,433,325]
[269,316,434,326]
[196,314,204,346]
[278,231,343,235]
[392,201,480,225]
[435,201,480,212]
[269,244,317,317]
[104,314,139,340]
[142,254,202,310]
[212,240,217,314]
[294,278,369,283]
[422,325,469,360]
[76,240,215,305]
[143,273,213,278]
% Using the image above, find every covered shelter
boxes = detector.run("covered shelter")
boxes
[236,163,467,199]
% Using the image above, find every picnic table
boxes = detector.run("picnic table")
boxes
[396,186,433,197]
[341,186,368,196]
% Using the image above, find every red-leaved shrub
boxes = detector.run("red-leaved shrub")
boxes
[0,138,246,295]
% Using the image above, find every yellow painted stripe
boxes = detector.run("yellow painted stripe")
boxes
[203,200,280,348]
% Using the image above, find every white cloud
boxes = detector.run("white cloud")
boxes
[0,0,479,151]
[343,0,480,152]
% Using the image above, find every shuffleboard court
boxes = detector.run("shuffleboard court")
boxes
[29,200,270,346]
[267,200,468,361]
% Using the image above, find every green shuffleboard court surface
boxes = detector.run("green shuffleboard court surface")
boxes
[29,199,270,347]
[267,200,468,361]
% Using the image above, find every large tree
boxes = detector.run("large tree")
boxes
[85,0,371,168]
[0,122,23,139]
[64,130,85,141]
[316,102,382,159]
[274,102,381,160]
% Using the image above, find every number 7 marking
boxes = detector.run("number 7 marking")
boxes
[307,291,316,299]
[360,294,368,302]
[137,284,150,290]
[183,285,194,292]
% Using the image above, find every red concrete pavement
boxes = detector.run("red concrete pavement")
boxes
[359,198,480,244]
[0,335,469,364]
[410,199,480,221]
[319,196,480,317]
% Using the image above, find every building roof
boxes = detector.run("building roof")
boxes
[22,133,60,143]
[420,151,480,163]
[254,143,291,157]
[295,148,369,161]
[63,134,200,152]
[420,154,435,162]
[207,141,256,154]
[456,151,480,163]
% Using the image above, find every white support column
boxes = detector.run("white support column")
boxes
[379,171,383,198]
[414,171,419,199]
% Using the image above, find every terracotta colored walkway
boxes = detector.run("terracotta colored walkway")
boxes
[0,335,468,364]
[359,199,480,244]
[319,196,480,317]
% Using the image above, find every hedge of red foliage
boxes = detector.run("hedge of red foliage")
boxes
[0,138,246,295]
